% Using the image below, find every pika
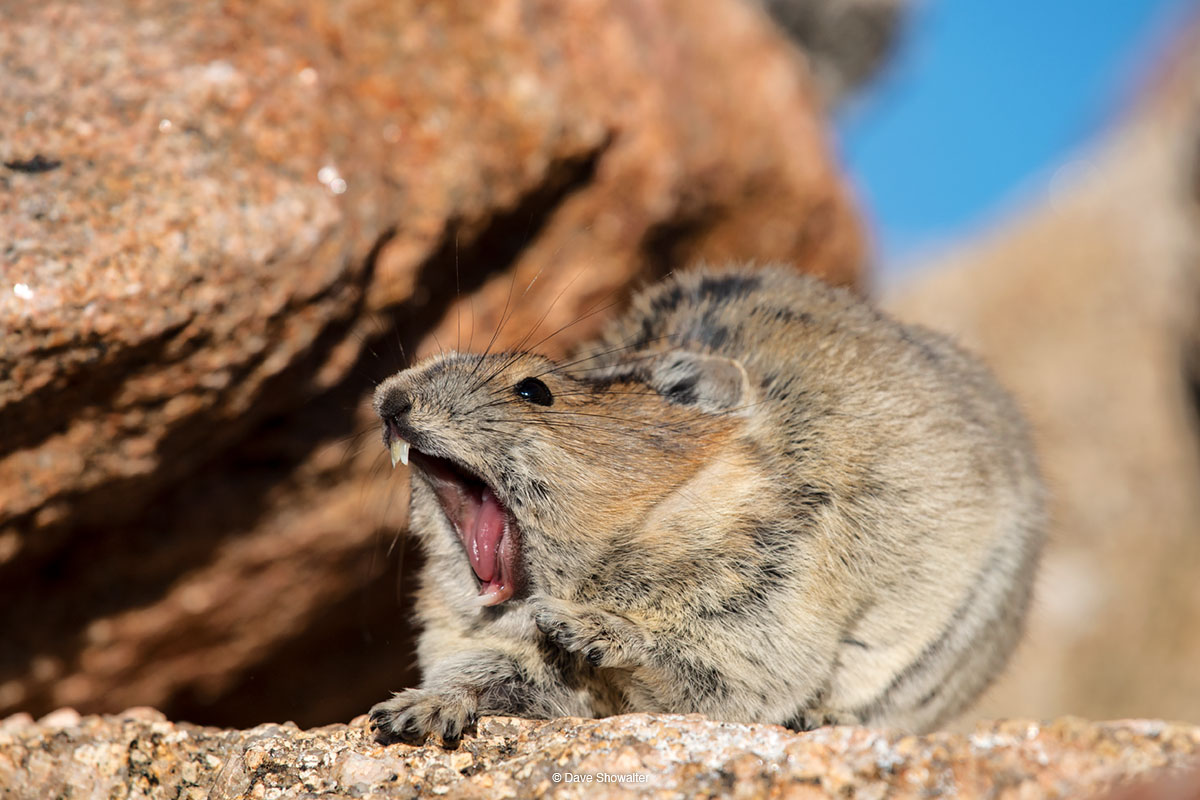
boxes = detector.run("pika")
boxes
[367,264,1044,746]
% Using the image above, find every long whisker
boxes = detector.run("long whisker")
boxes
[464,266,542,392]
[454,231,462,352]
[468,269,587,393]
[477,266,524,366]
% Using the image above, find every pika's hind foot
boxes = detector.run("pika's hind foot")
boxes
[532,596,648,669]
[369,688,477,748]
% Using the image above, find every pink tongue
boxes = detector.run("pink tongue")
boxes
[468,486,506,583]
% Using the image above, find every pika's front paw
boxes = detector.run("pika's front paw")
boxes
[532,597,642,669]
[369,688,477,748]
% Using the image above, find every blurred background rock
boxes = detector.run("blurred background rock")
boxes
[0,0,1197,731]
[882,5,1200,724]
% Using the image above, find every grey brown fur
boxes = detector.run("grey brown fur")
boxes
[368,265,1044,747]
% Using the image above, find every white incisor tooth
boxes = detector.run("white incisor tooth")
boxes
[389,438,410,468]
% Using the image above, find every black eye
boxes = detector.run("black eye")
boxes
[514,377,553,406]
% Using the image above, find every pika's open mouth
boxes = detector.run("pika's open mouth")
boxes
[387,429,521,606]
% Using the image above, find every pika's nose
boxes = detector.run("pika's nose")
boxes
[378,390,413,428]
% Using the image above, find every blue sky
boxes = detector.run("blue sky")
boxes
[833,0,1197,275]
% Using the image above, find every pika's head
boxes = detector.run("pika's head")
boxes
[373,348,755,605]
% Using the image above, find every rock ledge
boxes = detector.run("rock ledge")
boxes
[1,711,1197,798]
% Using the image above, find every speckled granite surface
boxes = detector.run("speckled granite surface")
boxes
[2,711,1198,799]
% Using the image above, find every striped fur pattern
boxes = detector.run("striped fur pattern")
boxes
[367,265,1045,746]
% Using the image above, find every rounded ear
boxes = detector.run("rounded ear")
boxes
[647,351,752,412]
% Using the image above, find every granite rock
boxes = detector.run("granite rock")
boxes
[0,0,862,725]
[2,710,1198,800]
[756,0,908,104]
